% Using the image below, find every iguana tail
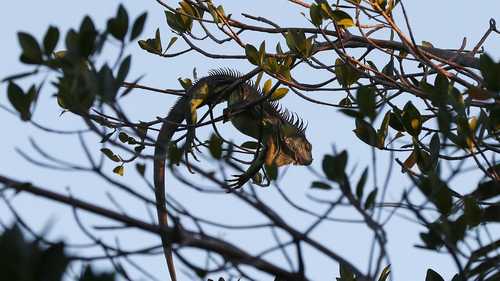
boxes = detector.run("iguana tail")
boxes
[153,97,188,281]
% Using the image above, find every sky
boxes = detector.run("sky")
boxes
[1,1,499,281]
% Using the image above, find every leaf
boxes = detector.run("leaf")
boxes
[425,269,444,281]
[107,4,129,41]
[377,265,391,281]
[322,151,348,182]
[356,168,368,199]
[364,188,378,209]
[165,37,178,52]
[245,44,259,65]
[258,41,266,65]
[357,86,376,121]
[309,4,323,26]
[118,132,129,143]
[311,181,333,190]
[401,101,422,136]
[100,130,115,143]
[270,88,289,101]
[116,55,131,88]
[241,141,260,150]
[43,26,59,55]
[339,263,355,281]
[354,118,378,147]
[130,12,148,41]
[464,196,482,227]
[402,151,417,172]
[330,10,355,28]
[208,134,223,159]
[262,79,273,94]
[479,54,500,92]
[335,58,360,87]
[8,82,35,121]
[377,111,391,148]
[113,165,124,176]
[100,148,121,162]
[18,32,43,64]
[470,180,500,201]
[135,163,146,177]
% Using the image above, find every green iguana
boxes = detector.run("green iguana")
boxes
[153,69,313,280]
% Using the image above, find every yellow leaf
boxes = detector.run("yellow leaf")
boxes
[263,79,273,94]
[411,118,420,131]
[113,165,124,176]
[270,88,289,101]
[402,151,416,172]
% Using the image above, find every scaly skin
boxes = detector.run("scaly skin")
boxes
[153,69,312,280]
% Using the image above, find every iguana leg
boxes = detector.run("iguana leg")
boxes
[227,145,268,189]
[184,83,210,166]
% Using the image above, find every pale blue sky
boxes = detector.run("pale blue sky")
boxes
[1,1,499,281]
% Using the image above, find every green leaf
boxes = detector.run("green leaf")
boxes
[118,132,129,143]
[470,180,500,201]
[382,60,395,77]
[377,111,391,148]
[116,55,131,89]
[208,134,223,159]
[425,269,444,281]
[464,196,482,227]
[18,32,43,64]
[43,26,59,55]
[135,163,146,176]
[241,141,260,150]
[364,188,378,209]
[357,86,376,121]
[354,118,378,147]
[100,130,115,143]
[258,41,266,65]
[479,54,500,92]
[165,37,178,52]
[7,82,35,121]
[335,58,360,87]
[309,4,323,26]
[285,30,306,57]
[130,12,148,41]
[429,133,440,169]
[401,101,422,136]
[311,181,333,190]
[107,4,129,41]
[418,176,452,215]
[356,168,368,199]
[79,16,97,57]
[339,263,355,281]
[322,151,348,182]
[245,44,259,65]
[100,148,121,162]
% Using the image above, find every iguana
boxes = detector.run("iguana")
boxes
[153,69,313,280]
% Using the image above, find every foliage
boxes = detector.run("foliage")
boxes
[1,1,499,281]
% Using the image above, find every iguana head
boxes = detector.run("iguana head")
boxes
[265,116,313,167]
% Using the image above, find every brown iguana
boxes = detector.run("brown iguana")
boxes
[153,69,313,280]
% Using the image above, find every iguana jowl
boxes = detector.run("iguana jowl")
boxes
[153,69,313,280]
